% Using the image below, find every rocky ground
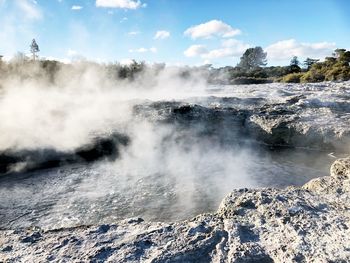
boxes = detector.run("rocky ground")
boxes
[1,157,350,262]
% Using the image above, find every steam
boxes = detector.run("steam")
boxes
[35,122,257,228]
[0,60,333,229]
[0,61,207,151]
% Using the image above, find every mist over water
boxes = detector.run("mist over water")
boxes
[0,62,339,229]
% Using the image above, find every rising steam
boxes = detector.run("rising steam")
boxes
[0,60,332,229]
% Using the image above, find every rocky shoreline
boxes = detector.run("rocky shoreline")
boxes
[1,157,350,262]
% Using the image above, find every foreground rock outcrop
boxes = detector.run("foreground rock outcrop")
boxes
[1,158,350,262]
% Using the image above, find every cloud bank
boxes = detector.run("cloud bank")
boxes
[266,39,336,61]
[184,39,249,60]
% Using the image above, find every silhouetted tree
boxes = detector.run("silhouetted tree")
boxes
[30,39,40,61]
[290,56,301,73]
[238,47,267,70]
[303,58,319,70]
[290,56,300,66]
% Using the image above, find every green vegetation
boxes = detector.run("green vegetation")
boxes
[216,47,350,84]
[1,41,350,85]
[281,73,304,83]
[237,47,267,70]
[280,49,350,83]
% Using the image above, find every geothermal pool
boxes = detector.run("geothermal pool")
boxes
[0,148,334,230]
[1,82,350,230]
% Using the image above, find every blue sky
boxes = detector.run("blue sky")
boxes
[0,0,349,66]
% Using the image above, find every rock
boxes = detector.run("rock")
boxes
[20,231,42,244]
[331,157,350,179]
[2,157,350,262]
[303,157,350,194]
[2,245,12,252]
[0,132,129,175]
[134,82,350,151]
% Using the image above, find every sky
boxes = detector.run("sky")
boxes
[0,0,349,66]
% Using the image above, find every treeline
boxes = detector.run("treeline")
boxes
[281,49,350,83]
[208,47,350,84]
[0,55,166,84]
[0,47,349,85]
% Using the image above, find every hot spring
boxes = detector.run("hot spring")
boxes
[0,65,349,230]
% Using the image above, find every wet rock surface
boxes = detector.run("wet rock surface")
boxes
[1,157,350,262]
[0,132,129,175]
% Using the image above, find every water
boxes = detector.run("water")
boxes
[1,82,350,230]
[0,147,333,230]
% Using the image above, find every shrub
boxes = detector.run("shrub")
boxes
[300,70,325,83]
[232,77,273,85]
[281,73,303,83]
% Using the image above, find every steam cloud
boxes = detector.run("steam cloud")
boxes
[0,60,332,229]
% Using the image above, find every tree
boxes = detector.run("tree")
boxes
[341,51,350,63]
[303,58,319,70]
[290,56,300,66]
[290,56,301,73]
[30,39,40,61]
[333,48,346,59]
[238,47,267,70]
[333,48,350,64]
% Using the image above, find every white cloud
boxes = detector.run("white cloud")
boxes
[265,39,336,60]
[184,45,208,57]
[132,48,147,53]
[184,39,249,59]
[16,0,42,20]
[128,31,140,36]
[154,30,170,40]
[184,20,241,39]
[67,49,78,57]
[202,48,239,59]
[129,47,157,53]
[222,39,249,49]
[71,5,83,10]
[95,0,145,9]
